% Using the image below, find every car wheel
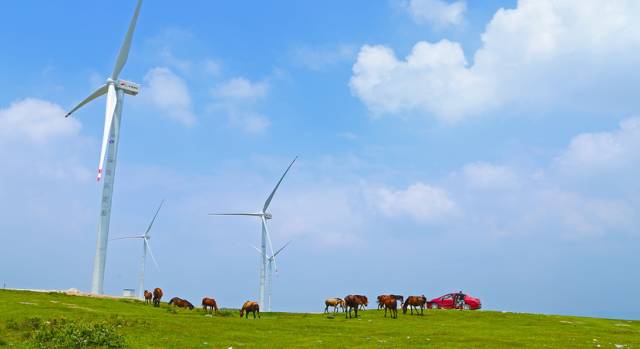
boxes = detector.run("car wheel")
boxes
[463,304,471,310]
[431,304,439,309]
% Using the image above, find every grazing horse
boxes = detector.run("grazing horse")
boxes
[240,301,260,319]
[402,295,427,315]
[344,295,367,319]
[143,290,152,305]
[202,297,218,314]
[169,297,194,309]
[324,298,344,313]
[152,288,163,307]
[378,295,398,319]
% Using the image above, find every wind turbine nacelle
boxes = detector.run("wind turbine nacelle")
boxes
[117,80,140,95]
[264,213,273,220]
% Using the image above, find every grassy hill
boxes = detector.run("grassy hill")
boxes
[0,289,638,348]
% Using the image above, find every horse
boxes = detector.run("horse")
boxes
[402,295,427,315]
[152,287,163,307]
[356,295,368,311]
[324,298,344,313]
[143,290,152,305]
[202,297,218,314]
[378,295,398,319]
[344,295,367,319]
[240,301,260,319]
[169,297,194,310]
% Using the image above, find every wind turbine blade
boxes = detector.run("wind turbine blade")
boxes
[250,245,263,255]
[111,0,143,80]
[144,200,164,236]
[65,84,108,118]
[262,216,275,258]
[110,236,144,241]
[208,213,262,217]
[97,84,118,181]
[145,239,159,269]
[263,156,297,212]
[273,240,292,258]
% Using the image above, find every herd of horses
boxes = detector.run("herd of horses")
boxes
[325,294,429,319]
[143,288,427,320]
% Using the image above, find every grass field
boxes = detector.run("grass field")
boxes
[0,289,638,348]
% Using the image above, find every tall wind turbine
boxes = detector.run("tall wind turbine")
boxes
[64,0,143,294]
[209,157,297,309]
[111,200,163,300]
[251,241,291,311]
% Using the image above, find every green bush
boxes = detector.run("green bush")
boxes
[29,318,125,349]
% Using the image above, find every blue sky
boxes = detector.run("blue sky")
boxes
[1,0,639,319]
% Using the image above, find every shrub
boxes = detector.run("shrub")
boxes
[29,318,126,349]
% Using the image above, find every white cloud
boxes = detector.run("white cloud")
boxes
[213,77,269,101]
[211,77,271,134]
[405,0,466,27]
[292,44,356,71]
[0,98,80,144]
[142,67,196,127]
[372,182,458,223]
[555,118,640,173]
[351,0,640,121]
[461,162,518,189]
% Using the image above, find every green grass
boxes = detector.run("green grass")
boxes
[0,289,638,348]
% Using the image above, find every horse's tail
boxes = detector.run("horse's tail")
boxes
[402,299,409,314]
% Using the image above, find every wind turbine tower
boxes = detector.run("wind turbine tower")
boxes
[210,157,297,309]
[111,200,163,299]
[64,0,143,294]
[252,241,291,311]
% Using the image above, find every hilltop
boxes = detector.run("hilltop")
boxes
[0,289,638,348]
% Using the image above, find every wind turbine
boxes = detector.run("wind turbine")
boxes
[111,200,163,300]
[64,0,143,294]
[209,157,297,309]
[251,241,291,311]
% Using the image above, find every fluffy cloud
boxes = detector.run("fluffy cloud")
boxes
[372,182,458,223]
[0,98,80,144]
[351,0,640,120]
[405,0,466,27]
[143,67,196,126]
[555,118,640,173]
[211,77,271,134]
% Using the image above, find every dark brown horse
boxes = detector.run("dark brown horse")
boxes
[378,294,404,309]
[143,290,152,305]
[240,301,260,319]
[169,297,194,309]
[378,295,398,318]
[402,295,427,315]
[152,288,163,307]
[344,295,367,318]
[202,297,218,314]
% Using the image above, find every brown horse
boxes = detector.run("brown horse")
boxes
[240,301,260,319]
[344,295,367,318]
[169,297,194,309]
[202,297,218,314]
[402,295,427,315]
[356,295,368,311]
[378,295,398,318]
[143,290,152,305]
[324,298,344,313]
[152,288,163,307]
[378,294,404,309]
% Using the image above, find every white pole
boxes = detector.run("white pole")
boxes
[91,88,124,294]
[138,239,147,299]
[259,218,267,310]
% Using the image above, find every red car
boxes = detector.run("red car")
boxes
[428,292,482,310]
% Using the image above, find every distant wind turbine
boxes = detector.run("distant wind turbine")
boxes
[64,0,143,294]
[209,157,297,310]
[251,241,291,311]
[111,200,163,300]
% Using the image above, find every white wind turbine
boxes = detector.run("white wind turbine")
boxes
[209,157,297,310]
[111,200,163,300]
[251,241,291,311]
[64,0,143,294]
